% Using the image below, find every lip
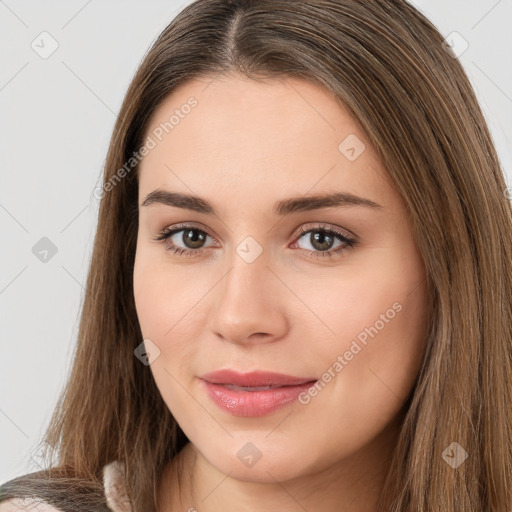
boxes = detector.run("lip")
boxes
[200,369,317,387]
[199,370,318,417]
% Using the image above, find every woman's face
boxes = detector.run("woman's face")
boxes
[133,73,428,483]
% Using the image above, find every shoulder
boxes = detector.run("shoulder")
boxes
[0,461,131,512]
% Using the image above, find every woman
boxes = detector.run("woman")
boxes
[1,0,511,511]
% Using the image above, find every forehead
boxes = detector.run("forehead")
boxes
[137,73,397,213]
[142,72,361,158]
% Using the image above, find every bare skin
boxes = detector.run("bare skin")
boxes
[133,72,429,511]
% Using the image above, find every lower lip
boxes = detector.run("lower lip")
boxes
[201,379,318,417]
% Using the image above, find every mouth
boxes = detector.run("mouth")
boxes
[200,369,317,388]
[199,369,318,417]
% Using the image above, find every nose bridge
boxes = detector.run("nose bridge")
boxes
[207,244,288,344]
[225,246,268,300]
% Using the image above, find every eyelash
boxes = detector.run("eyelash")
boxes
[153,223,357,260]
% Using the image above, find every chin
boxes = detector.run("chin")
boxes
[198,438,317,484]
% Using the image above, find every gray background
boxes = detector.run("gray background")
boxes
[1,0,511,483]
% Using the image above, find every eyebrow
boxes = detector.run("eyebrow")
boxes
[141,189,383,215]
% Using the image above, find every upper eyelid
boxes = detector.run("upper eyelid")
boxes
[295,223,356,241]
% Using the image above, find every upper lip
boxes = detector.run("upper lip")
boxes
[200,369,317,388]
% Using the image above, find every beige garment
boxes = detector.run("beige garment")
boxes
[0,461,132,512]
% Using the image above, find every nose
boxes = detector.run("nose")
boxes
[206,252,289,346]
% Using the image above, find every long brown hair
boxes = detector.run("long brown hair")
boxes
[4,1,512,510]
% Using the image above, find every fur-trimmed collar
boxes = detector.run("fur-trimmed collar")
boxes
[102,461,132,512]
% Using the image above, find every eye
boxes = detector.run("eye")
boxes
[153,223,215,258]
[291,224,357,259]
[153,222,357,259]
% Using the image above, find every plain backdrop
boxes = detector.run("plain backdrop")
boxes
[1,0,511,483]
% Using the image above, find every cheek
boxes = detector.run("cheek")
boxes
[133,260,201,423]
[298,279,427,400]
[133,263,174,340]
[297,237,426,382]
[303,256,427,423]
[133,251,215,401]
[286,278,427,469]
[133,258,199,350]
[133,238,200,336]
